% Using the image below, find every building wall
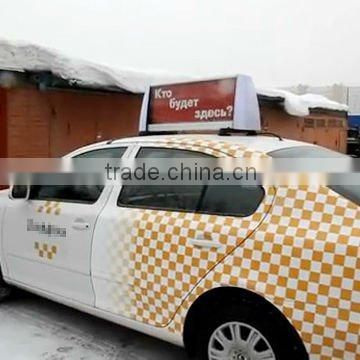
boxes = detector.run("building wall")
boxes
[261,105,348,153]
[2,87,349,158]
[0,88,7,158]
[7,88,51,157]
[5,88,142,157]
[46,90,142,156]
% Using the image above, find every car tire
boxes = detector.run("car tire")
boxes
[194,301,307,360]
[0,267,12,302]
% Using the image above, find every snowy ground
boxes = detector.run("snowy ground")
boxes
[0,292,186,360]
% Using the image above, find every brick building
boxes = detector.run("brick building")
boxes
[258,94,348,153]
[0,39,350,158]
[0,70,142,158]
[0,69,349,160]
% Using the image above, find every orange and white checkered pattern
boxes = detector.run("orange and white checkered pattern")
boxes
[161,137,268,159]
[107,139,272,318]
[107,209,140,316]
[129,199,273,324]
[34,241,58,260]
[107,140,273,319]
[107,139,359,360]
[168,186,360,360]
[37,201,61,215]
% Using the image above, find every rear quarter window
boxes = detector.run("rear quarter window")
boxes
[269,146,360,206]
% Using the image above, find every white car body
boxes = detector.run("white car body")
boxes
[0,135,358,359]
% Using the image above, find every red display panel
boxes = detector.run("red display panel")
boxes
[149,78,236,124]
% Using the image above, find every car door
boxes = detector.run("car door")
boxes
[92,143,274,326]
[3,146,128,305]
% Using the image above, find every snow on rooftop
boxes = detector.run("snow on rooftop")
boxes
[257,88,348,117]
[0,38,190,93]
[0,39,349,117]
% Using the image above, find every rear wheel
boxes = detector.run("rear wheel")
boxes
[194,301,307,360]
[208,321,276,360]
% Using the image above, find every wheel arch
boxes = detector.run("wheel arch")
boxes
[183,286,308,358]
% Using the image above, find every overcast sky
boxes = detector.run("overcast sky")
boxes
[0,0,359,87]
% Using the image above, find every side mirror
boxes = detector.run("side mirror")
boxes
[9,185,30,201]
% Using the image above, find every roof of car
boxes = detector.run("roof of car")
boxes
[68,134,319,158]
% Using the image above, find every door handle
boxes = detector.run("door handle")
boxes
[72,220,90,231]
[188,235,223,249]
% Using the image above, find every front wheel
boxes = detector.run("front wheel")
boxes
[0,268,12,302]
[0,286,11,302]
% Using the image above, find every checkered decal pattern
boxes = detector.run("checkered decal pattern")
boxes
[34,241,58,260]
[167,186,360,360]
[107,139,359,360]
[37,201,61,215]
[161,138,268,159]
[108,209,142,316]
[108,140,273,322]
[129,200,273,325]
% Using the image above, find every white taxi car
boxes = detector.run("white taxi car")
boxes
[0,134,359,360]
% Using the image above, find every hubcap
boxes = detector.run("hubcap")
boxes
[208,322,276,360]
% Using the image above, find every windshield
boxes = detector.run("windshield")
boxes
[268,146,360,206]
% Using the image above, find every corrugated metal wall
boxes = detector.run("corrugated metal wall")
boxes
[261,105,348,153]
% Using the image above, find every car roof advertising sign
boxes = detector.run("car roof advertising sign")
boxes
[150,78,236,124]
[139,74,261,133]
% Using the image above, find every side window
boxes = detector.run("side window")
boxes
[117,147,264,216]
[118,185,203,212]
[29,185,104,204]
[118,184,264,216]
[199,185,265,217]
[29,174,104,204]
[74,147,127,159]
[28,147,128,204]
[11,185,29,199]
[118,147,210,211]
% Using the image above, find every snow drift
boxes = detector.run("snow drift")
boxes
[0,39,349,117]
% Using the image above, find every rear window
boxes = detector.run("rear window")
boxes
[329,185,360,206]
[268,146,360,206]
[268,146,346,159]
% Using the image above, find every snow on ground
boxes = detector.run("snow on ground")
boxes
[0,292,186,360]
[0,38,349,117]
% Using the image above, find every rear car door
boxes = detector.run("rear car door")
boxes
[92,144,275,326]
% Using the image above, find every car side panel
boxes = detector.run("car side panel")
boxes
[168,186,360,359]
[91,139,275,326]
[0,189,10,276]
